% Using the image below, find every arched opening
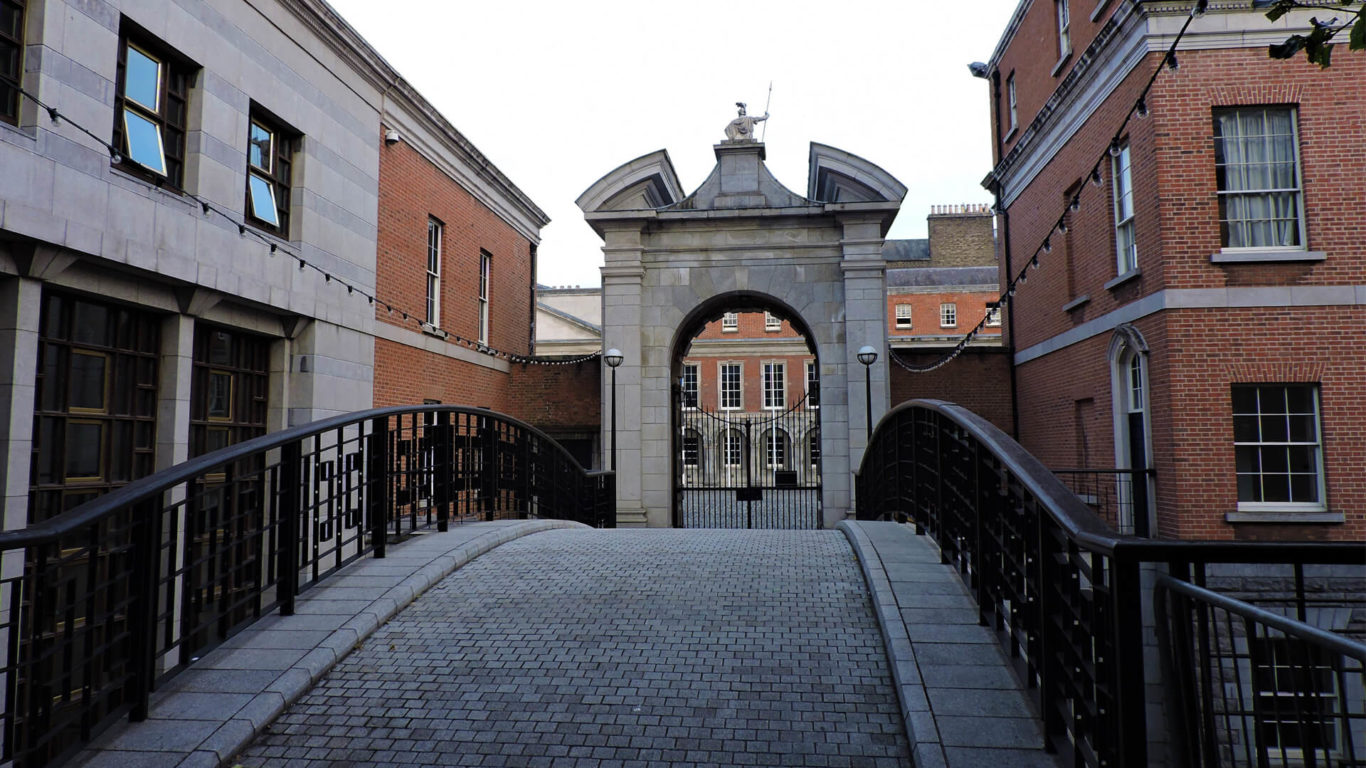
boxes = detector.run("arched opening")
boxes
[1109,325,1154,536]
[670,293,821,529]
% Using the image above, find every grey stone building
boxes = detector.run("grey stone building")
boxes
[0,0,541,531]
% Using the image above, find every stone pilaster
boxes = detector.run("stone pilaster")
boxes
[600,224,647,527]
[839,215,890,480]
[0,277,40,533]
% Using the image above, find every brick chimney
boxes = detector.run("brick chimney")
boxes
[927,203,995,267]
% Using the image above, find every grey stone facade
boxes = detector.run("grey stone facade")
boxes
[579,141,905,528]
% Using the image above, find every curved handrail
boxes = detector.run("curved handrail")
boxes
[1155,575,1366,659]
[873,398,1119,548]
[0,404,609,549]
[864,399,1365,563]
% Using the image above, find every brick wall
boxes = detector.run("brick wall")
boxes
[992,38,1366,541]
[374,125,533,374]
[373,124,535,411]
[507,361,601,433]
[887,291,1002,338]
[890,348,1014,435]
[373,339,513,411]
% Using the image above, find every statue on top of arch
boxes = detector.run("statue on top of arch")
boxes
[723,102,768,142]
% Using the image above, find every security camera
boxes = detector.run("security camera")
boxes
[384,129,401,145]
[968,62,990,79]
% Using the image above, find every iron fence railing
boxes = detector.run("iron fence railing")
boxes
[855,399,1365,768]
[1156,575,1366,768]
[0,404,614,768]
[1051,468,1153,536]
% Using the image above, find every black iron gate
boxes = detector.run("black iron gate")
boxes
[673,389,821,528]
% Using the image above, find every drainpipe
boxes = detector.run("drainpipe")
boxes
[996,191,1020,440]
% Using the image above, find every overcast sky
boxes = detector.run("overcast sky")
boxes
[324,0,1023,287]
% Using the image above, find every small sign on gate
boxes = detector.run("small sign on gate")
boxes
[735,487,763,502]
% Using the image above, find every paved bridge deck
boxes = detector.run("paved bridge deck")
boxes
[72,521,1055,768]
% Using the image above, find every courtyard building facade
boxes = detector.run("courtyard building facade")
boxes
[980,0,1365,540]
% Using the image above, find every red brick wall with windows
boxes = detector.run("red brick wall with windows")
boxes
[993,34,1366,541]
[373,124,534,410]
[887,292,1002,338]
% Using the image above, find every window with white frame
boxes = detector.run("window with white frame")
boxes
[477,250,491,344]
[723,429,744,467]
[721,312,738,332]
[1056,0,1071,58]
[720,362,741,410]
[762,362,785,410]
[1213,107,1304,249]
[940,303,957,328]
[680,363,698,408]
[681,429,701,468]
[986,303,1002,326]
[805,360,819,408]
[766,429,788,469]
[1113,140,1137,275]
[1007,73,1018,134]
[1232,384,1324,510]
[1251,637,1339,758]
[764,312,781,332]
[895,304,912,329]
[425,218,442,327]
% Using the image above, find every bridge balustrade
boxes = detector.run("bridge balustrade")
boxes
[0,405,614,768]
[856,399,1365,768]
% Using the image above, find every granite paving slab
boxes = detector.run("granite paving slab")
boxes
[839,520,1060,768]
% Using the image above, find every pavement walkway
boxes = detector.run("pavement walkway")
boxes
[235,529,909,767]
[840,521,1057,768]
[69,520,1057,768]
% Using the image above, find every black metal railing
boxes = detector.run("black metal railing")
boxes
[1156,576,1366,768]
[855,399,1365,768]
[1051,468,1153,536]
[0,404,614,768]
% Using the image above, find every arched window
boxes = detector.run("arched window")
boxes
[765,428,789,469]
[1108,325,1152,535]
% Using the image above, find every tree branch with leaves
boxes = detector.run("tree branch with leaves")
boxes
[1253,0,1366,67]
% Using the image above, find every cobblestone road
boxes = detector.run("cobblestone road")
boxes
[237,529,909,767]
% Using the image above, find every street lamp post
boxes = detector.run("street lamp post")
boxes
[604,349,623,472]
[857,345,879,438]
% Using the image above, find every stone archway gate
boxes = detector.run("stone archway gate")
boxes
[577,137,906,528]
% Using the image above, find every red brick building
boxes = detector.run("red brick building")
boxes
[980,0,1365,539]
[885,205,1013,434]
[371,106,551,418]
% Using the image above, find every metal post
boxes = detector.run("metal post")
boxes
[611,366,617,472]
[367,417,389,559]
[864,363,873,437]
[278,442,302,615]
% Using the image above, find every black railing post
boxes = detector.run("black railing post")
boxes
[1111,554,1147,767]
[126,498,162,722]
[1133,469,1151,537]
[277,441,302,615]
[436,411,452,532]
[367,416,389,559]
[481,416,497,521]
